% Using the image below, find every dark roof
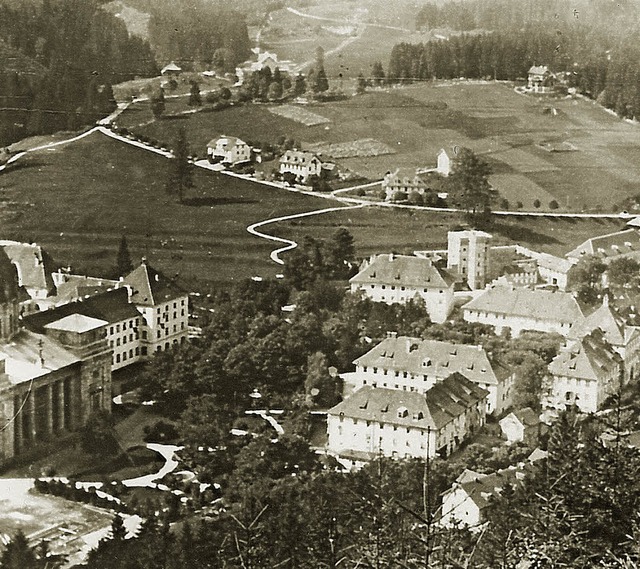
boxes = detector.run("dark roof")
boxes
[328,373,488,430]
[0,248,20,304]
[24,288,139,332]
[354,335,508,386]
[569,302,626,346]
[463,286,583,324]
[549,329,621,381]
[351,254,456,289]
[566,228,640,261]
[122,261,185,306]
[0,241,55,294]
[510,407,540,428]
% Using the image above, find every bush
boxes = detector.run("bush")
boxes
[549,199,559,209]
[516,201,523,209]
[144,420,179,443]
[407,191,424,206]
[533,199,541,208]
[390,190,407,203]
[354,187,366,196]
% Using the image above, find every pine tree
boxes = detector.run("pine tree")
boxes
[166,128,194,204]
[356,72,367,95]
[189,81,202,106]
[0,531,38,569]
[150,88,165,119]
[447,147,495,225]
[116,235,133,277]
[372,61,385,86]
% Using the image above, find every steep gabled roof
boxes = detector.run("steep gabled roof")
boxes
[569,302,626,346]
[206,135,248,150]
[122,260,185,306]
[507,407,539,428]
[354,335,506,386]
[0,240,55,295]
[328,373,488,430]
[462,286,583,324]
[548,329,621,381]
[566,228,640,261]
[350,254,456,290]
[528,65,550,75]
[279,150,322,165]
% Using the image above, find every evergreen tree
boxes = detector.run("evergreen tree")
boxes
[356,72,367,94]
[166,128,195,204]
[447,147,495,224]
[294,73,306,96]
[189,81,202,106]
[0,531,38,569]
[372,61,385,86]
[115,235,133,277]
[150,88,165,119]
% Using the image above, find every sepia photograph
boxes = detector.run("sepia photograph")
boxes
[1,0,640,566]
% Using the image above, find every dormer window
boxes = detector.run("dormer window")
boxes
[359,400,368,410]
[397,406,409,418]
[413,411,424,420]
[422,358,432,367]
[409,342,419,352]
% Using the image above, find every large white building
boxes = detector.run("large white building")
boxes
[447,230,492,290]
[327,373,487,467]
[546,329,622,414]
[279,150,324,183]
[462,286,584,337]
[566,228,640,264]
[206,136,251,166]
[348,334,514,415]
[350,254,456,324]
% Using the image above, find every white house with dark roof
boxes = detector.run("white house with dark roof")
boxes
[327,373,487,467]
[279,150,324,182]
[566,228,640,264]
[350,254,456,323]
[122,259,189,355]
[527,65,554,93]
[382,169,431,201]
[462,285,584,337]
[207,136,251,166]
[349,334,514,415]
[546,328,622,414]
[437,148,452,176]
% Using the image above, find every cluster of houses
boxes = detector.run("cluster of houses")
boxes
[328,220,640,522]
[0,240,189,467]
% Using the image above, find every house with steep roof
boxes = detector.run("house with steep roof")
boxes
[348,333,513,415]
[437,148,452,176]
[122,259,189,355]
[206,136,251,166]
[327,373,488,467]
[0,249,111,467]
[566,228,640,264]
[569,299,640,382]
[462,285,584,337]
[161,62,182,76]
[279,150,326,183]
[527,65,554,93]
[350,254,456,323]
[382,169,431,201]
[499,407,540,445]
[546,329,622,414]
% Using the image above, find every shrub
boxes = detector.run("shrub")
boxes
[549,199,559,209]
[144,420,179,443]
[533,199,541,208]
[354,188,366,196]
[407,191,424,206]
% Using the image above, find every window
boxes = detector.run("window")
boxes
[116,354,120,363]
[116,338,120,346]
[142,331,148,340]
[109,326,114,335]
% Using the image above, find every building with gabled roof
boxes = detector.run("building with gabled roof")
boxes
[348,333,513,415]
[350,254,456,323]
[382,168,431,201]
[499,407,540,445]
[122,259,188,354]
[546,329,622,414]
[462,285,584,337]
[566,228,640,264]
[527,65,554,93]
[207,135,251,166]
[161,62,182,76]
[279,150,327,182]
[327,373,488,467]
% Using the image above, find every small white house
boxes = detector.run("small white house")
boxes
[350,254,456,324]
[207,136,251,166]
[499,408,540,445]
[161,62,182,76]
[437,148,452,176]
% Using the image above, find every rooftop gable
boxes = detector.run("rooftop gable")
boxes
[44,313,107,333]
[549,329,621,381]
[122,260,185,307]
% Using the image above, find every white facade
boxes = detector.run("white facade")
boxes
[463,307,573,337]
[279,151,322,182]
[107,315,142,371]
[447,230,492,290]
[437,149,452,176]
[137,297,189,355]
[207,137,251,165]
[440,485,482,528]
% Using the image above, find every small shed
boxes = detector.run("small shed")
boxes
[499,407,540,445]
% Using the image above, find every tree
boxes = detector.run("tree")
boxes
[79,409,119,455]
[533,198,541,208]
[313,67,330,93]
[115,235,133,277]
[372,61,385,86]
[166,128,195,203]
[0,531,38,569]
[305,352,340,408]
[608,257,640,289]
[549,199,559,209]
[219,86,232,100]
[150,88,165,119]
[322,227,356,279]
[267,81,283,101]
[188,81,202,106]
[356,72,367,95]
[293,73,306,96]
[447,147,495,224]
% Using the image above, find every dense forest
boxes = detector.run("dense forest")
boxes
[388,0,640,120]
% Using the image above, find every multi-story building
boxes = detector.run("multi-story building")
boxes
[566,228,640,265]
[447,230,492,290]
[462,285,584,337]
[327,373,487,468]
[279,150,324,183]
[206,136,251,166]
[382,169,430,201]
[546,329,622,414]
[0,250,111,467]
[349,254,456,323]
[347,333,513,415]
[123,259,189,355]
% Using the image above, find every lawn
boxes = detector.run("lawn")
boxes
[0,130,333,287]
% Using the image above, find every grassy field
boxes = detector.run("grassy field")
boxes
[0,131,332,287]
[118,80,640,212]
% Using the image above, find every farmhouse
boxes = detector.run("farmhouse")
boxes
[350,254,456,323]
[462,285,584,337]
[161,62,182,76]
[279,150,325,183]
[447,230,492,290]
[242,50,292,73]
[499,407,540,445]
[0,251,112,467]
[382,169,431,201]
[206,136,251,166]
[348,333,514,415]
[527,65,554,93]
[566,228,640,264]
[546,329,622,414]
[327,373,488,467]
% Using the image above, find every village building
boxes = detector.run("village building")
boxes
[447,230,492,290]
[206,136,251,166]
[527,65,554,93]
[160,62,182,76]
[50,272,119,305]
[546,329,622,414]
[437,148,452,176]
[241,50,292,74]
[0,251,112,467]
[327,373,488,468]
[382,169,431,201]
[462,285,584,337]
[347,333,514,415]
[279,150,326,183]
[499,407,540,445]
[565,228,640,264]
[349,254,456,323]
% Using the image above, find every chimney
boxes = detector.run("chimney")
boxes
[141,256,148,266]
[387,331,397,339]
[389,253,394,261]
